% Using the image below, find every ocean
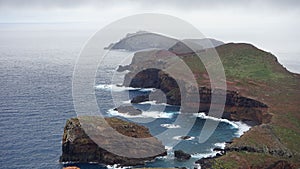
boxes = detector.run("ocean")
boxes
[0,24,299,169]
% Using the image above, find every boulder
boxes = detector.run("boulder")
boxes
[174,150,191,161]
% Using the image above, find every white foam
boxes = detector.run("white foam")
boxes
[107,164,130,169]
[161,124,181,129]
[193,113,239,128]
[139,100,157,105]
[138,100,172,106]
[95,84,157,93]
[191,151,218,159]
[193,113,251,137]
[139,88,156,92]
[143,111,174,118]
[173,136,195,141]
[233,121,251,137]
[107,109,140,118]
[95,84,139,92]
[165,145,173,151]
[122,100,131,104]
[107,109,174,119]
[214,142,226,149]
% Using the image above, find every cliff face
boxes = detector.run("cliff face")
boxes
[124,67,269,124]
[60,117,167,166]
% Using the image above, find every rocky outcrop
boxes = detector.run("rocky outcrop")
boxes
[105,31,223,52]
[60,117,167,166]
[174,150,191,161]
[105,31,178,51]
[113,105,142,115]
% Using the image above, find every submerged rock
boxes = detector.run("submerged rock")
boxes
[60,117,167,166]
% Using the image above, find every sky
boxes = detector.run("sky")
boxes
[0,0,299,72]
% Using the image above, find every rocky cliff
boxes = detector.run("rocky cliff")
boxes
[121,50,270,125]
[60,117,167,166]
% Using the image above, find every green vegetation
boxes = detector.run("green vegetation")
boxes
[181,43,290,83]
[212,151,286,169]
[218,44,287,81]
[212,158,239,169]
[272,125,300,154]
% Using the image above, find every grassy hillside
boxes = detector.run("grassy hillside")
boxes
[179,43,300,168]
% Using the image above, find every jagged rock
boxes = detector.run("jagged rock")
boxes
[174,150,191,161]
[60,117,167,166]
[113,105,142,115]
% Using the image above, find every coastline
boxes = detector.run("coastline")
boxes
[99,84,254,164]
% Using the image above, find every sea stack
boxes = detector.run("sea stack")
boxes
[60,117,167,166]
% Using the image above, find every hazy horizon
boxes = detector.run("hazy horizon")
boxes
[0,0,299,73]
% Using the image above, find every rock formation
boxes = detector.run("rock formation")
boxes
[104,31,224,52]
[174,150,191,161]
[60,117,167,166]
[125,67,269,125]
[113,105,142,116]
